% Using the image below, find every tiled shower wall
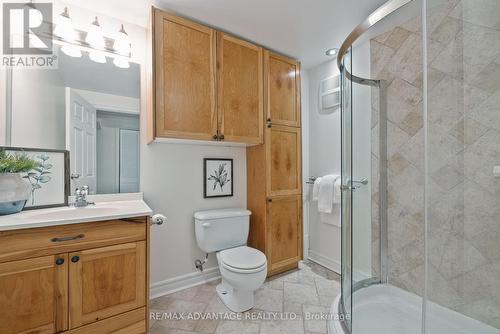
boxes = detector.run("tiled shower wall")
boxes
[370,0,500,328]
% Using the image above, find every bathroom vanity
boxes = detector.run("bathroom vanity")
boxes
[0,197,152,334]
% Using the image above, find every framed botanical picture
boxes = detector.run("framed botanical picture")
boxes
[1,147,70,209]
[204,158,233,198]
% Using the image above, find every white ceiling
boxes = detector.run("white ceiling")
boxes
[62,0,387,69]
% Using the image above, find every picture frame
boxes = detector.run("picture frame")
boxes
[203,158,233,198]
[1,146,70,209]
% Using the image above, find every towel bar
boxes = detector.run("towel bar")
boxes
[306,176,369,187]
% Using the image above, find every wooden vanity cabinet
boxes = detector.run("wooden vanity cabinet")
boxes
[68,241,146,329]
[247,52,303,277]
[0,254,69,333]
[0,217,149,334]
[150,8,264,144]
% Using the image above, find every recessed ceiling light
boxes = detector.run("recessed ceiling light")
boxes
[325,48,338,56]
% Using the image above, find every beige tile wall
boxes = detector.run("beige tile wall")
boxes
[370,0,500,328]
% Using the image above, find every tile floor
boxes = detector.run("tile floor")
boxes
[149,260,341,334]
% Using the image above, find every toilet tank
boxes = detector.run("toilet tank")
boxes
[194,208,251,253]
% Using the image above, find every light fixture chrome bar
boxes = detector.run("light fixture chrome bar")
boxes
[337,0,415,85]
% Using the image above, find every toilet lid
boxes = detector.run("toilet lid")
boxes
[219,246,267,270]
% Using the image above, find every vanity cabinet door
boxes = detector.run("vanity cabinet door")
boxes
[217,32,264,144]
[266,125,302,196]
[153,9,218,141]
[265,51,301,127]
[266,195,302,275]
[0,254,68,334]
[68,241,146,329]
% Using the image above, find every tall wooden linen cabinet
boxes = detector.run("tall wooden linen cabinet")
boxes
[149,8,302,277]
[247,51,303,276]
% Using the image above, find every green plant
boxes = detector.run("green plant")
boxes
[23,153,52,205]
[0,150,40,174]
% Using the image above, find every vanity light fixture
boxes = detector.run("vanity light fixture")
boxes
[54,7,82,57]
[114,24,131,55]
[89,51,106,63]
[61,45,82,58]
[113,57,130,69]
[325,48,339,56]
[86,16,105,50]
[54,7,75,41]
[52,8,131,67]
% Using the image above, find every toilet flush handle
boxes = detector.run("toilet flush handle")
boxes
[202,222,211,228]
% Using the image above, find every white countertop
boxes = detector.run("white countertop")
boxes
[0,193,153,231]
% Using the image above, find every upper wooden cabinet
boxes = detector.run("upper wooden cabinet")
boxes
[151,8,264,144]
[153,10,217,141]
[217,32,263,144]
[265,51,301,127]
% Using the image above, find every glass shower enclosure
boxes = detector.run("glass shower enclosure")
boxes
[331,0,500,333]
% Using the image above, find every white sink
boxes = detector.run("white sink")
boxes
[0,196,152,231]
[25,206,119,221]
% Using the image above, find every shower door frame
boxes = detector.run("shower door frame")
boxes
[336,0,416,331]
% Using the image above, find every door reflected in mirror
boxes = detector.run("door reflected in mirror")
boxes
[7,44,141,195]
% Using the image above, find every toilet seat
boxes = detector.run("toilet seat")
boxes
[219,246,267,273]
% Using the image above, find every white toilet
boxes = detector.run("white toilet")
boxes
[194,208,267,312]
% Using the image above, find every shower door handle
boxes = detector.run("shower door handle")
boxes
[341,178,368,191]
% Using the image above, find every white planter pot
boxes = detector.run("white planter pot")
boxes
[0,173,31,215]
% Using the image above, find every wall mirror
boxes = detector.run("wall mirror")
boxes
[5,44,141,195]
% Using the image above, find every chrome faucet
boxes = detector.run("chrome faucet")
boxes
[73,185,95,207]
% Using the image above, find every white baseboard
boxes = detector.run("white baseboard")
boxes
[150,266,221,300]
[308,250,341,274]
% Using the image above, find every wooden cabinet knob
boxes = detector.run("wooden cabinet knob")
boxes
[55,258,65,265]
[71,256,80,263]
[213,134,218,140]
[219,134,225,140]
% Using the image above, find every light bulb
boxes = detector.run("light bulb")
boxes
[113,57,129,69]
[114,24,131,55]
[61,45,81,57]
[325,48,338,56]
[53,7,76,42]
[86,16,105,50]
[89,51,106,63]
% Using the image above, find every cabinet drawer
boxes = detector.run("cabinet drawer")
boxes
[0,218,147,263]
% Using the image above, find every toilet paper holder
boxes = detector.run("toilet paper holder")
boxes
[151,214,167,226]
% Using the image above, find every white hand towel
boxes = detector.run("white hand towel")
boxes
[318,174,339,214]
[333,177,342,204]
[312,177,322,201]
